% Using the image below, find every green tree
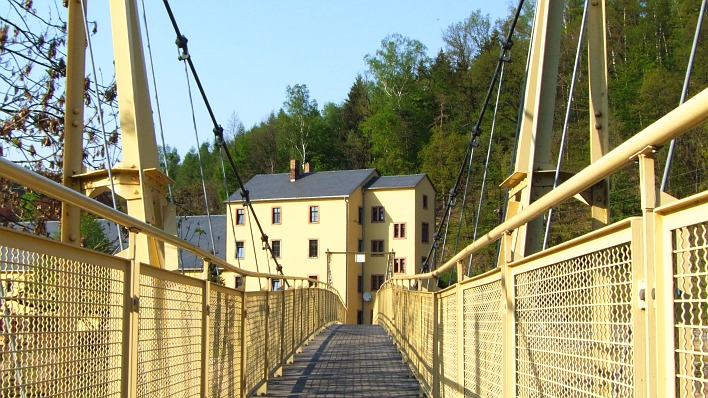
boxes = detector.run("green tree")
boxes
[363,34,433,174]
[282,84,320,166]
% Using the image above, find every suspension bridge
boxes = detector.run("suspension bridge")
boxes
[2,0,708,397]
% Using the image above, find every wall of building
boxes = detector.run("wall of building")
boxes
[360,179,436,323]
[226,197,355,306]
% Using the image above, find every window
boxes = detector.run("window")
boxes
[358,206,363,224]
[393,258,406,274]
[272,207,281,224]
[272,279,282,291]
[357,310,363,325]
[236,241,245,259]
[308,239,319,258]
[371,206,385,222]
[371,274,384,290]
[308,274,318,287]
[235,276,243,288]
[271,240,281,258]
[393,223,406,239]
[358,239,364,252]
[422,222,430,243]
[357,275,363,293]
[309,205,319,223]
[236,208,245,225]
[371,240,384,256]
[423,194,428,209]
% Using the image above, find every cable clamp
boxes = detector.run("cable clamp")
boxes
[175,35,190,61]
[214,127,225,146]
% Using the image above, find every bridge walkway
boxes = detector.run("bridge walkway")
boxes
[263,325,422,397]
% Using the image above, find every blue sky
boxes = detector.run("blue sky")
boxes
[90,1,515,157]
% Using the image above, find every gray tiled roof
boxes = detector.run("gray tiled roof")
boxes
[365,174,430,190]
[228,168,378,202]
[176,215,227,271]
[37,215,228,271]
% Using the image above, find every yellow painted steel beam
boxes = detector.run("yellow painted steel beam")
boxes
[395,87,708,281]
[108,0,177,268]
[61,0,88,246]
[588,0,610,229]
[501,0,564,261]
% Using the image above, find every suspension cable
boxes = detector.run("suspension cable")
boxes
[542,0,589,250]
[220,148,240,265]
[437,200,454,270]
[140,0,173,203]
[79,0,123,251]
[181,57,219,278]
[468,59,508,276]
[421,0,525,274]
[161,0,286,281]
[453,149,475,255]
[661,0,707,192]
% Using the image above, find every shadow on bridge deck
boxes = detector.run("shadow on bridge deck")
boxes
[264,325,422,397]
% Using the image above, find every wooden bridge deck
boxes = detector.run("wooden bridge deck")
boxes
[263,325,422,397]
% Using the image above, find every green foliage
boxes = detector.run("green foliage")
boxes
[80,213,117,254]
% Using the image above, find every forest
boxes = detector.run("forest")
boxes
[2,0,707,276]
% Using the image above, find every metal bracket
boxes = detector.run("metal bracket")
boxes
[132,296,140,312]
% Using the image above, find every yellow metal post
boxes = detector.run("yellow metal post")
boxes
[107,0,177,268]
[200,280,211,397]
[638,149,658,397]
[432,290,440,398]
[501,262,516,398]
[500,0,563,262]
[456,282,465,396]
[239,278,248,398]
[61,0,87,246]
[587,0,610,229]
[121,231,140,398]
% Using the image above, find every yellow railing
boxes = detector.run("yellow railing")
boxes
[375,88,708,398]
[376,192,708,396]
[0,227,346,398]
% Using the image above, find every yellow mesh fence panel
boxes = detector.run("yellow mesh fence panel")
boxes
[137,269,202,397]
[267,292,283,375]
[514,243,634,397]
[406,292,419,376]
[420,292,435,394]
[209,285,242,398]
[283,290,294,359]
[293,289,302,346]
[673,221,708,398]
[244,292,267,394]
[439,291,458,397]
[1,244,124,398]
[462,278,502,398]
[306,289,314,337]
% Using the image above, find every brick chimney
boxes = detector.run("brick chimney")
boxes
[289,159,300,182]
[304,162,313,173]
